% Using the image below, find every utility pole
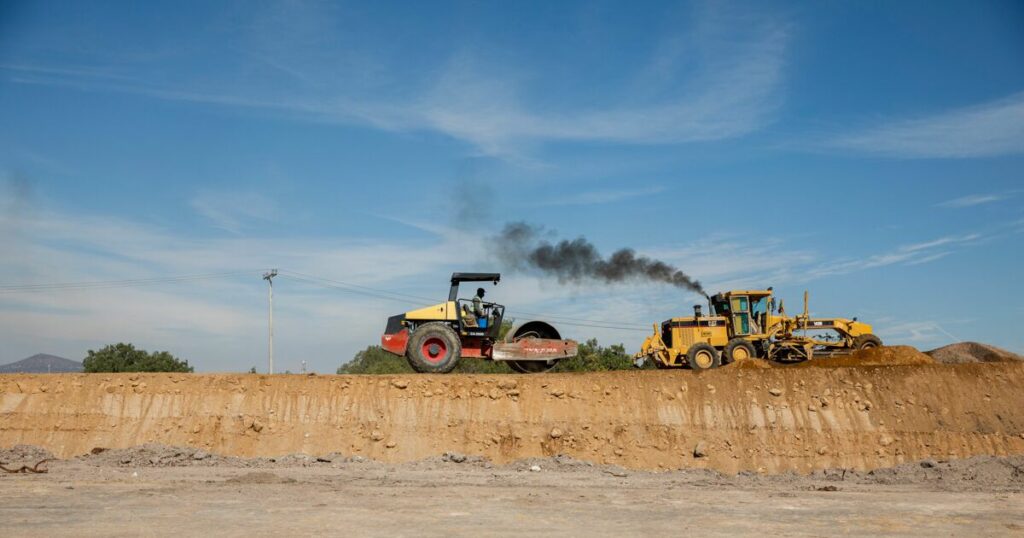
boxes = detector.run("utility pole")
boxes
[263,269,278,374]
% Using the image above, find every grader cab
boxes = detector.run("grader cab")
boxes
[635,288,881,369]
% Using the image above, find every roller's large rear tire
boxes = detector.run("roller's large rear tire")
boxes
[687,343,721,370]
[853,334,882,350]
[406,323,462,373]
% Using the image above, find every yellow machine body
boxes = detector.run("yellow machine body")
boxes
[404,301,458,322]
[636,289,881,368]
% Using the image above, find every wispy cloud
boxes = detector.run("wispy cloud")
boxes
[936,193,1007,208]
[806,233,982,278]
[0,8,789,159]
[537,186,667,207]
[830,91,1024,158]
[190,190,280,234]
[881,320,962,346]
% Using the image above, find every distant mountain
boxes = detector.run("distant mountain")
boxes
[0,354,83,373]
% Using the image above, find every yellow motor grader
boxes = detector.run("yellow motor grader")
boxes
[634,288,881,369]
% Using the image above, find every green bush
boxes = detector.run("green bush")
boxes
[552,338,634,372]
[83,343,194,373]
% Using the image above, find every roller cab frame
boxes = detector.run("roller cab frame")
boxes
[381,272,577,373]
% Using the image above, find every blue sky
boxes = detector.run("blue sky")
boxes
[1,0,1022,372]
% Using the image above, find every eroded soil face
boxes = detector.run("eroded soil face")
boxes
[2,349,1023,474]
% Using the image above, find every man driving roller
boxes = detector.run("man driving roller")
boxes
[472,287,488,324]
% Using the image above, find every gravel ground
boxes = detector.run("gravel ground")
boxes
[2,445,1023,537]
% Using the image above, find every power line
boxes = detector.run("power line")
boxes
[0,268,654,332]
[280,271,649,332]
[0,270,261,293]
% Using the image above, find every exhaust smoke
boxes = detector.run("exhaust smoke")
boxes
[493,222,707,297]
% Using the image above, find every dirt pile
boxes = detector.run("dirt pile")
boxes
[2,359,1024,474]
[927,342,1024,364]
[795,345,935,367]
[0,444,54,465]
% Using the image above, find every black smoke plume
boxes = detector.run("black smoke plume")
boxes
[493,222,707,297]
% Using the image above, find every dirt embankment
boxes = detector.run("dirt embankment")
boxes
[2,356,1023,474]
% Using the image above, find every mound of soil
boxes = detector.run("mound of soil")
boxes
[795,345,935,367]
[927,342,1024,364]
[0,444,54,465]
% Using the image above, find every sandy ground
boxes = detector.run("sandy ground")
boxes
[2,452,1023,537]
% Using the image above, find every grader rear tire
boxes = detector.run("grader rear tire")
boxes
[723,338,757,364]
[687,343,721,370]
[406,323,462,373]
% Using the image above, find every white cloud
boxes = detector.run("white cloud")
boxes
[805,233,982,278]
[190,190,280,233]
[831,91,1024,158]
[1,9,789,158]
[537,186,667,207]
[936,193,1007,208]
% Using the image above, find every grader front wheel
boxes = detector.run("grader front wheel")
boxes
[853,334,882,350]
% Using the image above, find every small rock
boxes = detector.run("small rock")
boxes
[497,379,517,390]
[251,420,264,433]
[878,434,894,447]
[768,388,783,397]
[549,428,564,439]
[529,465,541,472]
[192,450,210,461]
[816,485,839,492]
[443,452,468,463]
[391,380,408,389]
[920,459,937,468]
[385,441,397,449]
[550,388,565,398]
[816,447,828,456]
[370,430,385,441]
[693,440,709,458]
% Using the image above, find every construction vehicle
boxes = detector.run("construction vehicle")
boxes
[381,272,578,373]
[634,288,881,369]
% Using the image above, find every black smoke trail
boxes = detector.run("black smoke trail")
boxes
[493,222,707,297]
